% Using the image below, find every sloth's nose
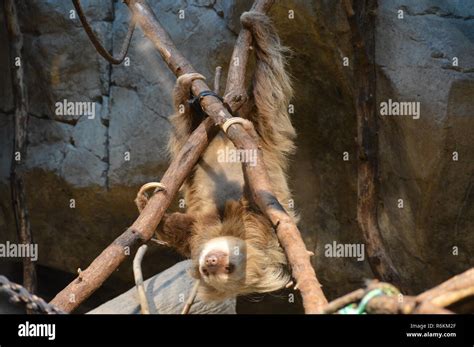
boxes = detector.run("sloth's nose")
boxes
[204,255,220,275]
[206,255,218,266]
[202,251,227,275]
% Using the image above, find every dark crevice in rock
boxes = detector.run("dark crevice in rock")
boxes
[187,0,237,36]
[87,146,108,164]
[190,0,224,19]
[431,50,445,59]
[400,5,474,20]
[91,95,104,103]
[441,65,474,73]
[51,116,78,126]
[226,25,239,37]
[0,108,14,114]
[29,112,78,126]
[20,29,41,37]
[453,173,473,239]
[143,103,171,124]
[379,64,473,73]
[101,117,109,127]
[102,0,117,191]
[103,118,110,192]
[110,81,138,92]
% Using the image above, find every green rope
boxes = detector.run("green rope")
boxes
[338,286,399,314]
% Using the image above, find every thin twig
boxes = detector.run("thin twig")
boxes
[72,0,135,64]
[133,245,150,314]
[4,0,37,306]
[181,280,200,314]
[213,66,222,94]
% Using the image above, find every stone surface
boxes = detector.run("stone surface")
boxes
[376,0,474,293]
[0,0,472,313]
[88,260,236,314]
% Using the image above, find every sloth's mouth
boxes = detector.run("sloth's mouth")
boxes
[200,262,235,277]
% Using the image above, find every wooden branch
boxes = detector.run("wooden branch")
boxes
[416,268,474,303]
[4,0,37,299]
[322,288,365,314]
[412,269,474,313]
[369,296,455,314]
[50,0,278,313]
[365,295,454,314]
[133,245,150,314]
[213,66,222,94]
[430,287,474,308]
[413,301,454,314]
[223,0,274,111]
[344,0,401,286]
[181,280,200,314]
[221,0,328,312]
[322,268,474,314]
[325,288,455,314]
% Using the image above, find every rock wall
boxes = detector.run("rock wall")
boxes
[0,0,472,310]
[376,0,474,292]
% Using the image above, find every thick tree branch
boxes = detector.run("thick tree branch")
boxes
[4,0,37,299]
[345,0,401,287]
[416,268,474,303]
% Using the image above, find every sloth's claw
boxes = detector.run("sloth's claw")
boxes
[222,117,253,134]
[150,237,170,247]
[177,73,206,88]
[135,182,166,212]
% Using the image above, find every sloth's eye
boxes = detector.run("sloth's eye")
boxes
[202,268,209,276]
[225,263,235,274]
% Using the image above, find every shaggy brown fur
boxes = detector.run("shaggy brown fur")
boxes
[157,11,297,300]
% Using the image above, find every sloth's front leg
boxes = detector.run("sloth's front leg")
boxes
[135,182,194,257]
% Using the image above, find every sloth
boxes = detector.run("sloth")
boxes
[136,11,297,300]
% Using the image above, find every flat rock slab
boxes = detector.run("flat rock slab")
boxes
[88,260,236,314]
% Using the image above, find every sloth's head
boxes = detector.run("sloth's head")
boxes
[191,201,290,301]
[198,236,247,287]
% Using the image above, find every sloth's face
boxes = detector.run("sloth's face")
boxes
[198,236,247,289]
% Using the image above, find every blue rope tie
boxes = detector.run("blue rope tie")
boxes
[338,288,386,314]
